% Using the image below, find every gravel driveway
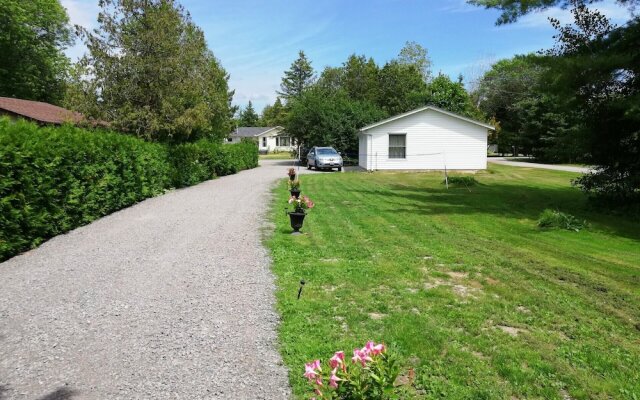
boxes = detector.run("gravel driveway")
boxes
[0,159,318,399]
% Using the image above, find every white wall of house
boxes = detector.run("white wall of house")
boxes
[258,134,295,153]
[359,109,489,170]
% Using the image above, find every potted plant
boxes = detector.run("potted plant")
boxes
[288,179,301,198]
[287,195,314,233]
[288,167,297,181]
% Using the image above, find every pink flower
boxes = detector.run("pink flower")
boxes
[304,360,322,381]
[304,363,318,381]
[329,368,342,388]
[306,200,315,209]
[329,351,344,369]
[365,341,385,356]
[316,378,323,386]
[372,343,385,355]
[352,348,371,366]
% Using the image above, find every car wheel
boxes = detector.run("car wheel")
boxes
[307,162,311,170]
[338,167,342,172]
[315,161,318,170]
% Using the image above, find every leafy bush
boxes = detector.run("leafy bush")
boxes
[169,138,257,187]
[537,209,586,232]
[303,341,404,399]
[0,118,258,260]
[443,175,477,186]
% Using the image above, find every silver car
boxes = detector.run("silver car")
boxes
[307,146,343,171]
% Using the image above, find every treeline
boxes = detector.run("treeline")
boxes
[241,44,482,159]
[471,1,639,204]
[1,0,236,143]
[0,118,257,261]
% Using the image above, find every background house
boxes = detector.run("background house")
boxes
[358,106,494,171]
[227,126,295,153]
[0,97,83,125]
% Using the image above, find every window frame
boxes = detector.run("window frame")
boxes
[388,133,407,160]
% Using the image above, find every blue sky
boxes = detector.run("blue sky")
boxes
[62,0,632,112]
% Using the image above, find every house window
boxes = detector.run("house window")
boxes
[262,137,267,147]
[278,136,290,146]
[388,134,406,159]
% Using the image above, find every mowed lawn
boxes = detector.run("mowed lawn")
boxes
[267,165,640,399]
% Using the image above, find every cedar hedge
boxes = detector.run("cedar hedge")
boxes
[0,118,258,261]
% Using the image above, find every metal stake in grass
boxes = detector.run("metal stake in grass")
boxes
[297,279,305,300]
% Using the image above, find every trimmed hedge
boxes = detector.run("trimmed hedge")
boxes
[0,118,258,261]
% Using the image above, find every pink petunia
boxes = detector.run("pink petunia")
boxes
[329,351,345,369]
[372,343,385,355]
[304,363,318,381]
[329,368,342,388]
[311,359,322,372]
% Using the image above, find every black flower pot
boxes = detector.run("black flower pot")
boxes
[289,174,296,181]
[288,211,306,232]
[289,188,301,198]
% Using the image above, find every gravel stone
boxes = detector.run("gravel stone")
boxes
[0,159,319,399]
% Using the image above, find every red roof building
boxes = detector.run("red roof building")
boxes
[0,97,84,125]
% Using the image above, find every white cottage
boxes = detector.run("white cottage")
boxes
[358,106,494,171]
[227,126,295,153]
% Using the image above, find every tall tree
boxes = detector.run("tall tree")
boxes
[261,98,287,126]
[286,87,385,156]
[238,101,260,127]
[543,7,640,202]
[70,0,234,142]
[397,41,432,82]
[377,61,427,115]
[278,50,315,100]
[0,0,72,104]
[342,54,380,102]
[467,0,638,25]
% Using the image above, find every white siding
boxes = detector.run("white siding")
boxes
[363,109,488,170]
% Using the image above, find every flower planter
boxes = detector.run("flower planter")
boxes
[288,211,306,232]
[289,174,296,181]
[290,188,301,198]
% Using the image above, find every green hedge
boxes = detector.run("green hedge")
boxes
[0,118,258,261]
[169,138,258,187]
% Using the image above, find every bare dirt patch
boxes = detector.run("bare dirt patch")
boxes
[496,325,528,337]
[369,312,387,320]
[446,271,469,279]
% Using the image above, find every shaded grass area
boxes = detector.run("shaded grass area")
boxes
[267,165,640,399]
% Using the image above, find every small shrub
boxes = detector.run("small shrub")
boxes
[537,209,586,232]
[443,175,477,186]
[303,341,405,399]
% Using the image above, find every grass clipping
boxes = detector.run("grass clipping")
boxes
[537,209,586,232]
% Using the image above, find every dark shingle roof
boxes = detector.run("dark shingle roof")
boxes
[0,97,83,125]
[231,127,280,137]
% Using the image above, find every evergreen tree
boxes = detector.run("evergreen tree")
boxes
[278,50,315,100]
[261,98,287,126]
[238,101,260,127]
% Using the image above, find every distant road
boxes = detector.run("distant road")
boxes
[488,157,594,174]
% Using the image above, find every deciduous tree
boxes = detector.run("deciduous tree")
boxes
[0,0,72,104]
[70,0,234,142]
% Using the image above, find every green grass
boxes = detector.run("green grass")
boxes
[267,165,640,399]
[260,152,295,160]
